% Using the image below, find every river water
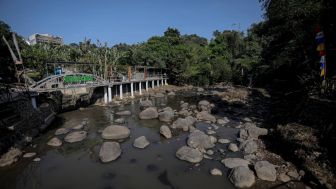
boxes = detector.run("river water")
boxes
[0,93,242,189]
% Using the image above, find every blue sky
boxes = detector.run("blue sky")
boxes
[0,0,264,46]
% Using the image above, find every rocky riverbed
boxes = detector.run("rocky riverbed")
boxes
[0,84,314,189]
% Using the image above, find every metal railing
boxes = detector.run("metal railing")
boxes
[29,73,168,92]
[107,74,167,83]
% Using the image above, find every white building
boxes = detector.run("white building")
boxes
[28,33,63,45]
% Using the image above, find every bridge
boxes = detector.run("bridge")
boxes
[28,72,168,109]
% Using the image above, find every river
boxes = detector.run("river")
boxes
[0,92,244,189]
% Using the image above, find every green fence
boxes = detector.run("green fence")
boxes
[64,75,94,83]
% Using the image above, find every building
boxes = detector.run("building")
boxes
[28,33,63,45]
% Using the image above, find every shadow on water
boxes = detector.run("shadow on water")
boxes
[101,171,116,180]
[129,158,137,164]
[146,164,159,172]
[158,170,178,189]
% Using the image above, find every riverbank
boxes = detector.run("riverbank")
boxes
[0,87,55,158]
[0,83,333,188]
[264,92,336,189]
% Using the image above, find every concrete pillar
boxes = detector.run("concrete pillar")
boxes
[104,87,108,103]
[31,97,37,109]
[152,80,155,89]
[119,84,123,99]
[157,80,160,87]
[108,86,112,102]
[165,79,168,85]
[161,79,164,86]
[146,81,148,91]
[139,82,142,95]
[131,82,134,97]
[115,86,118,97]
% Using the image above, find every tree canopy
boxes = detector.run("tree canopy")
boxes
[1,0,335,93]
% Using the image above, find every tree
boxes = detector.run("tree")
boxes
[256,0,336,90]
[1,20,264,86]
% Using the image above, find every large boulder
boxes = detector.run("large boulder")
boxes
[176,146,203,163]
[47,137,62,147]
[210,136,217,144]
[0,148,22,167]
[64,131,87,143]
[185,116,196,126]
[189,105,197,110]
[139,107,158,120]
[99,142,121,162]
[254,161,277,181]
[180,102,189,109]
[187,130,215,150]
[243,117,252,122]
[161,107,173,112]
[197,87,204,92]
[217,117,230,125]
[33,157,41,162]
[140,100,153,110]
[102,125,130,140]
[279,173,291,182]
[114,118,125,124]
[133,136,150,149]
[287,170,300,179]
[72,124,84,130]
[115,110,132,116]
[239,123,268,140]
[247,126,268,139]
[73,120,87,130]
[196,111,216,123]
[240,140,258,154]
[178,109,190,117]
[23,152,36,158]
[218,138,230,144]
[228,143,239,152]
[160,125,172,139]
[55,128,70,135]
[210,168,223,176]
[198,100,211,112]
[229,166,255,188]
[207,130,216,135]
[198,100,210,107]
[158,108,174,122]
[239,129,249,139]
[171,118,190,131]
[221,158,250,169]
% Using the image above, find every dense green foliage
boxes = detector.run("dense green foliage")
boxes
[0,23,262,86]
[1,0,335,90]
[255,0,336,91]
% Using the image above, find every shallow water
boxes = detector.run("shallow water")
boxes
[0,94,242,189]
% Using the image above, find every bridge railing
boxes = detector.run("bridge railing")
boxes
[107,76,124,83]
[30,73,168,92]
[106,74,167,83]
[30,73,107,92]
